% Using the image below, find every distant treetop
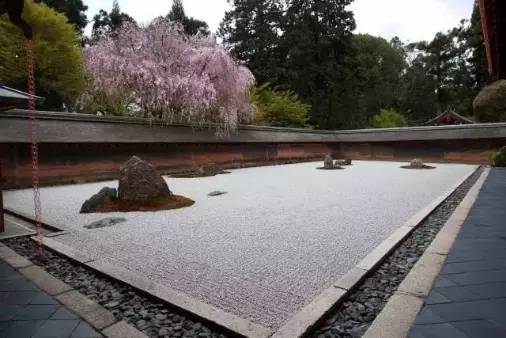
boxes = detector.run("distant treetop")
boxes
[167,0,209,36]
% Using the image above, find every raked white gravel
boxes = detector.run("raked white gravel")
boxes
[5,161,476,329]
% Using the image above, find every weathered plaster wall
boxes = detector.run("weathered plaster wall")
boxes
[1,109,505,189]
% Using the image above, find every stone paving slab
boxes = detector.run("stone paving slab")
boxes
[410,168,506,338]
[0,260,102,338]
[0,215,36,240]
[4,161,477,329]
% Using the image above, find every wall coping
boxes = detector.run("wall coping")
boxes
[2,109,506,144]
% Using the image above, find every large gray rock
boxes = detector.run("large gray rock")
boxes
[324,155,334,169]
[410,159,425,168]
[118,156,172,201]
[80,187,117,213]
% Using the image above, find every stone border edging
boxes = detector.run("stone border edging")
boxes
[0,243,148,338]
[36,239,272,338]
[4,208,67,233]
[271,166,480,338]
[362,167,491,338]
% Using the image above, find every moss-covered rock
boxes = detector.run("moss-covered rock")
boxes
[473,80,506,123]
[492,146,506,167]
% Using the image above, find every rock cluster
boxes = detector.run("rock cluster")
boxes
[319,155,350,170]
[80,156,182,214]
[401,158,435,170]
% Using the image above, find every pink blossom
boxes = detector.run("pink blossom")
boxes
[78,18,255,134]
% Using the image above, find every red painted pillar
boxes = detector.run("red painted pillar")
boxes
[0,161,4,233]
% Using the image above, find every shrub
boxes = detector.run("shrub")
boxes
[78,18,255,135]
[473,80,506,123]
[252,84,310,128]
[492,146,506,167]
[371,108,407,128]
[0,0,86,110]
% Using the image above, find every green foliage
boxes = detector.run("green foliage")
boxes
[92,0,136,40]
[168,0,209,36]
[220,0,488,130]
[401,1,488,122]
[41,0,88,33]
[492,147,506,167]
[330,34,406,129]
[473,80,506,122]
[219,0,285,84]
[0,0,86,110]
[252,84,310,128]
[371,109,407,128]
[220,0,356,130]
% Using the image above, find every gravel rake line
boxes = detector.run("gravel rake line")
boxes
[309,167,483,338]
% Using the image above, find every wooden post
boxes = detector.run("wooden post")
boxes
[0,161,4,233]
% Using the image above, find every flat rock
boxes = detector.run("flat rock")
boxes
[84,217,127,229]
[208,191,227,197]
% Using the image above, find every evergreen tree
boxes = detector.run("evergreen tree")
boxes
[167,0,209,36]
[41,0,88,33]
[92,0,136,40]
[219,0,284,84]
[0,0,86,110]
[465,0,489,89]
[279,0,355,128]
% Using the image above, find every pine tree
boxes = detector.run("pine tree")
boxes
[41,0,88,33]
[92,0,136,40]
[167,0,209,36]
[219,0,285,84]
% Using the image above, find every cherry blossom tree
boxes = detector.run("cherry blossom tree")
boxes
[78,18,255,134]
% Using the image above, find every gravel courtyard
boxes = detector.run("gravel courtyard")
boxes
[4,161,476,329]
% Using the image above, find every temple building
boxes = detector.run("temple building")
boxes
[423,110,476,126]
[0,84,43,110]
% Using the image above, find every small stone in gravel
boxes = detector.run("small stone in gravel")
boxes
[208,191,227,197]
[155,314,167,321]
[104,301,120,308]
[84,217,127,229]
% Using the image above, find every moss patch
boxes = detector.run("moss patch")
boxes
[171,171,231,178]
[316,167,345,170]
[88,195,195,213]
[400,165,436,170]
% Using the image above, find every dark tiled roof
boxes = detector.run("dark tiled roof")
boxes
[0,85,42,101]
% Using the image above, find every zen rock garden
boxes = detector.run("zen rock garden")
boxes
[80,156,194,213]
[4,160,478,331]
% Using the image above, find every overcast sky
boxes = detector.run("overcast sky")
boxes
[84,0,475,43]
